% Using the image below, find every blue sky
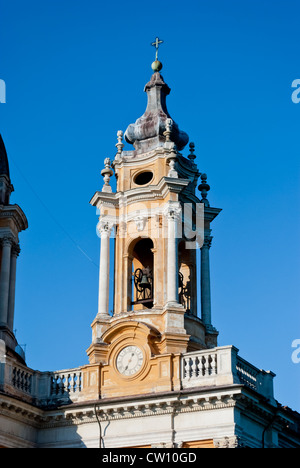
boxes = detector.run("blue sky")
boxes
[0,0,299,411]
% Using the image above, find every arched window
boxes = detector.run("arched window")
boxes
[178,240,194,314]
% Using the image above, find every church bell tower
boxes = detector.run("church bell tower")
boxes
[0,134,28,360]
[87,42,221,398]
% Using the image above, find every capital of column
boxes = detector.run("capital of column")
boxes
[11,244,21,257]
[164,202,182,221]
[0,236,14,247]
[97,219,114,237]
[202,235,213,249]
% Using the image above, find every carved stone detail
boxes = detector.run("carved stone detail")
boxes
[98,219,114,236]
[134,216,147,232]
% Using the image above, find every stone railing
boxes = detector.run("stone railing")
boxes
[11,364,33,395]
[236,355,260,391]
[181,345,276,404]
[0,340,82,406]
[0,340,275,407]
[50,369,82,400]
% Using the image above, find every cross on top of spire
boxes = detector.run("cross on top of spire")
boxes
[151,37,164,61]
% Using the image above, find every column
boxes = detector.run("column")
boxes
[123,253,133,313]
[166,203,181,307]
[0,237,13,326]
[7,244,20,331]
[97,220,113,317]
[201,233,212,327]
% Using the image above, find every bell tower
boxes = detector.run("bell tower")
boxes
[0,134,28,359]
[87,44,221,397]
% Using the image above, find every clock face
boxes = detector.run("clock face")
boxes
[116,345,144,376]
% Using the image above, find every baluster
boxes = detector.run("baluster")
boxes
[211,354,217,375]
[76,373,80,392]
[54,375,58,395]
[195,356,200,378]
[59,374,65,394]
[184,357,189,379]
[72,373,77,393]
[191,356,197,379]
[69,373,75,393]
[75,372,81,392]
[203,355,210,376]
[201,355,206,376]
[57,375,62,394]
[50,377,54,395]
[53,375,57,394]
[16,369,20,388]
[28,374,32,393]
[24,373,28,392]
[66,374,71,393]
[65,374,69,393]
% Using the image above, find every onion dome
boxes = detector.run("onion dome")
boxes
[124,61,189,153]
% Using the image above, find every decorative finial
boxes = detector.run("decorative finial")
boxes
[163,118,173,142]
[115,130,124,155]
[165,119,178,178]
[151,37,163,72]
[101,158,113,192]
[198,173,210,206]
[188,142,196,161]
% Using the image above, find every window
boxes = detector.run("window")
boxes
[133,171,153,186]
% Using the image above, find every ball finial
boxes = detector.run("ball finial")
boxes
[151,60,163,72]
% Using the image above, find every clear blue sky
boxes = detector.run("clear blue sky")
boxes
[1,0,299,412]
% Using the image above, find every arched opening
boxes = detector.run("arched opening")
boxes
[178,240,194,314]
[131,238,154,310]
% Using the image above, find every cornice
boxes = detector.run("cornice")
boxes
[39,387,242,428]
[114,147,167,168]
[90,177,190,209]
[0,393,45,427]
[0,204,28,232]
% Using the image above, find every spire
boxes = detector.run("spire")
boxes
[124,39,189,153]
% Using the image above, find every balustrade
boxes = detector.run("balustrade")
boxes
[181,346,274,403]
[1,344,274,406]
[50,370,82,398]
[12,366,33,394]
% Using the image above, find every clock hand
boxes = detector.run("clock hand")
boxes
[124,353,136,371]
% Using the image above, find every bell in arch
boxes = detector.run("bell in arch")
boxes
[140,268,151,290]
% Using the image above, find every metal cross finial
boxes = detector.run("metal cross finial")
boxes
[151,37,164,61]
